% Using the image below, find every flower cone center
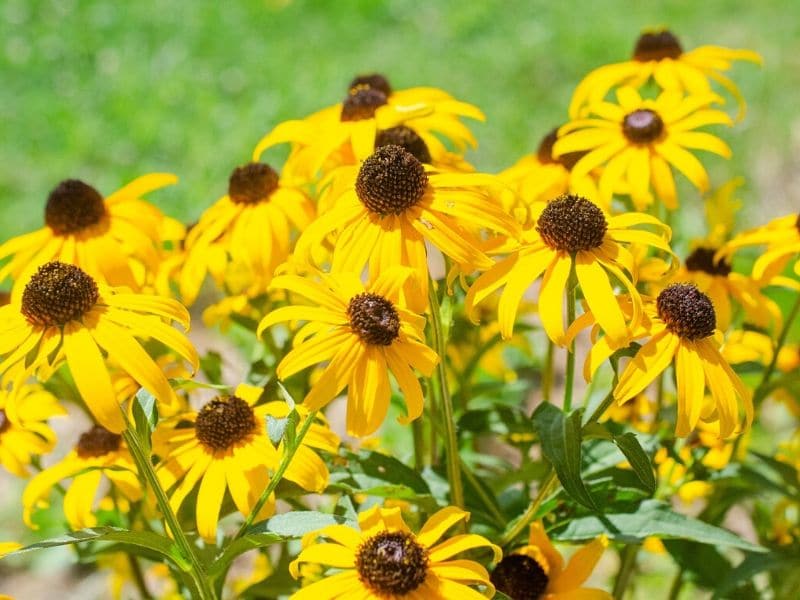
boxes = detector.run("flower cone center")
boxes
[633,30,683,61]
[355,531,429,595]
[623,109,665,143]
[355,145,428,216]
[536,194,607,253]
[21,262,99,327]
[0,409,9,435]
[76,425,122,458]
[228,163,279,205]
[45,179,107,235]
[341,87,388,122]
[657,283,716,340]
[195,396,256,451]
[537,128,586,172]
[348,73,392,96]
[376,126,432,164]
[490,554,550,600]
[685,247,731,277]
[348,292,401,346]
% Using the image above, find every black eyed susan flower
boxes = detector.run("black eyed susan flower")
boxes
[555,87,732,210]
[613,284,752,437]
[155,384,339,542]
[253,73,484,183]
[179,162,315,306]
[718,213,800,282]
[491,522,611,600]
[0,261,197,432]
[466,194,675,348]
[0,174,181,291]
[23,425,140,529]
[289,505,501,599]
[292,145,519,305]
[258,268,438,437]
[569,29,761,121]
[0,383,65,477]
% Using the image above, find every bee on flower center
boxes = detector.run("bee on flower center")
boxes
[622,109,665,144]
[195,396,257,451]
[44,179,107,235]
[76,425,122,459]
[228,163,280,205]
[490,554,550,600]
[355,531,429,595]
[657,283,717,340]
[21,261,99,327]
[355,145,429,216]
[536,194,608,253]
[347,292,401,346]
[633,30,684,62]
[685,247,732,277]
[375,126,432,164]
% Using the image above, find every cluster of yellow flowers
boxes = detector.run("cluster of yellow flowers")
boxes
[1,27,798,600]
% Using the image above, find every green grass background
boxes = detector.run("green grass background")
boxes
[1,0,798,244]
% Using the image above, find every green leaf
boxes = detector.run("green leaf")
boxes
[554,500,765,552]
[266,415,288,446]
[531,403,597,510]
[247,511,355,538]
[2,527,189,571]
[208,532,283,579]
[713,551,800,598]
[199,350,223,384]
[613,432,656,495]
[132,387,158,450]
[169,378,231,392]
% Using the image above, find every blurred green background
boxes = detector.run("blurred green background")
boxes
[1,0,798,245]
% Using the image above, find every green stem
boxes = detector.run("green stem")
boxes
[122,428,215,600]
[501,469,557,546]
[542,339,555,403]
[127,553,154,600]
[754,292,800,404]
[412,417,426,471]
[667,567,685,600]
[613,544,640,599]
[460,460,506,529]
[428,279,464,510]
[563,264,578,412]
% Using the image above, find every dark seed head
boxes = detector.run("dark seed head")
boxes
[348,73,392,97]
[45,179,107,235]
[355,531,429,595]
[490,554,550,600]
[633,30,683,62]
[795,213,800,233]
[348,293,401,346]
[375,126,432,164]
[657,283,716,340]
[536,194,608,253]
[195,396,257,452]
[685,247,731,277]
[0,409,9,435]
[0,291,9,307]
[622,109,665,144]
[537,128,587,172]
[76,425,122,459]
[228,163,279,205]
[21,262,99,327]
[355,145,428,216]
[341,87,388,122]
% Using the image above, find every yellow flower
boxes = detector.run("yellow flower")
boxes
[0,383,65,477]
[0,262,197,432]
[23,425,140,529]
[569,29,761,121]
[179,162,315,305]
[258,268,438,437]
[718,213,800,282]
[253,73,484,183]
[155,384,339,541]
[0,542,22,557]
[289,505,501,599]
[614,284,752,437]
[292,145,518,306]
[555,87,732,210]
[0,174,180,291]
[601,393,656,433]
[466,194,674,347]
[491,522,611,600]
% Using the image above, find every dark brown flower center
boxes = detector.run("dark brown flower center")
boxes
[633,30,683,62]
[657,283,716,340]
[45,179,107,235]
[622,109,665,144]
[0,409,10,435]
[348,293,400,346]
[795,213,800,234]
[195,396,256,451]
[0,291,9,307]
[76,425,122,458]
[21,262,99,327]
[685,247,731,277]
[349,73,392,97]
[536,194,608,253]
[537,128,587,172]
[355,531,429,596]
[341,87,388,122]
[491,554,550,600]
[228,163,279,205]
[355,145,428,216]
[376,126,432,164]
